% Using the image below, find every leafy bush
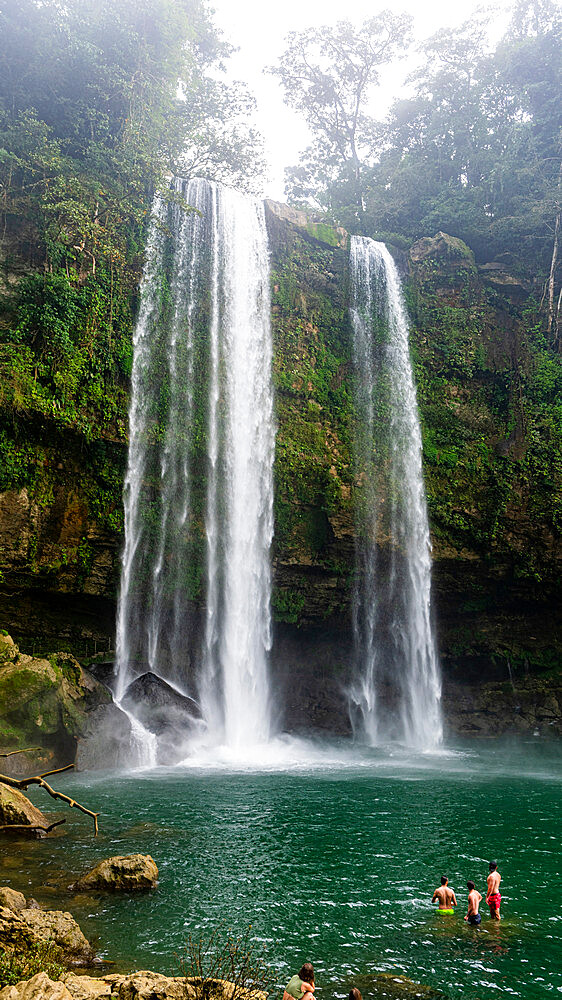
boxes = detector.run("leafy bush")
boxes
[177,926,274,1000]
[0,940,66,988]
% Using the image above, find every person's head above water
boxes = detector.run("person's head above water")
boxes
[489,861,498,872]
[349,989,362,1000]
[441,876,448,885]
[467,880,475,891]
[299,964,314,984]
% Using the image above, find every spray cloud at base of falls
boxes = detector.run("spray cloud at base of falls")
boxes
[348,236,442,749]
[114,178,275,761]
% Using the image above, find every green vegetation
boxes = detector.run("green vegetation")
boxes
[275,0,561,340]
[0,0,263,589]
[270,227,352,568]
[0,940,65,988]
[407,236,562,590]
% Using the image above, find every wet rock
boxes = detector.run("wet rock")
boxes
[120,674,203,758]
[349,973,447,999]
[0,886,26,911]
[443,675,562,737]
[75,704,132,771]
[71,854,158,892]
[0,785,50,835]
[121,674,200,730]
[0,636,113,769]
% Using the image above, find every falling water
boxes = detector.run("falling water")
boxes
[198,184,275,748]
[114,178,274,760]
[348,236,442,749]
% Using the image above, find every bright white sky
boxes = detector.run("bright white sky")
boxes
[208,0,513,199]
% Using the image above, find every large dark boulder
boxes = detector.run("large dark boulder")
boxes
[121,673,203,756]
[122,673,200,723]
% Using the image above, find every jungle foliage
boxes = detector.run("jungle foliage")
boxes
[0,0,263,438]
[275,0,561,339]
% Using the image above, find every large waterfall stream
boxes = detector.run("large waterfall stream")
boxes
[348,236,442,748]
[115,178,274,759]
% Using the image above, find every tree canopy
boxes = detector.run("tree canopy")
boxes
[274,0,561,339]
[0,0,264,438]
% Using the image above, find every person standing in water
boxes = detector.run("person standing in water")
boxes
[486,861,502,920]
[464,881,482,926]
[283,964,315,1000]
[432,876,458,912]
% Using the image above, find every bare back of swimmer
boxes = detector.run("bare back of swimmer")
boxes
[432,876,458,910]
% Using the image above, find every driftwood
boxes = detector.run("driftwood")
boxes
[0,818,66,834]
[0,752,99,836]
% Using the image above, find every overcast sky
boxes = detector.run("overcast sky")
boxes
[208,0,513,199]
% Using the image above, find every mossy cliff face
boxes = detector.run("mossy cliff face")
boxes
[407,232,561,690]
[0,204,560,735]
[266,213,561,728]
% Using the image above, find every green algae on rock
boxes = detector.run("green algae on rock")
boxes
[0,636,114,767]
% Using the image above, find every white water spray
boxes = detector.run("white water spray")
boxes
[348,237,442,749]
[198,184,275,748]
[115,179,275,762]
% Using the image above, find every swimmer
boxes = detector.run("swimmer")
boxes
[349,989,362,1000]
[432,876,458,913]
[464,880,482,927]
[486,861,502,921]
[283,964,315,1000]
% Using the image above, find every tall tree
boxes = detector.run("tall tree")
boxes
[270,12,412,227]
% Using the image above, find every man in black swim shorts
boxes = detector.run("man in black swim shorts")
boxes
[464,880,482,926]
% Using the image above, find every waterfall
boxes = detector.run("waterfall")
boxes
[114,178,275,760]
[348,236,442,749]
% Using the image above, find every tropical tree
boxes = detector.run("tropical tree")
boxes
[270,12,412,228]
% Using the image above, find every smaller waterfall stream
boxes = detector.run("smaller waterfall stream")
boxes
[349,236,442,749]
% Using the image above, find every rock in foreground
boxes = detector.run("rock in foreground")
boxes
[71,855,158,892]
[0,973,267,1000]
[0,634,117,770]
[0,897,94,964]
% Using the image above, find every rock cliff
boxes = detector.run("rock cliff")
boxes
[0,203,560,740]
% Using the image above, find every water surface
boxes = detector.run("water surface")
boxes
[2,738,560,1000]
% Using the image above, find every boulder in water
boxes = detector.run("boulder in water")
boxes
[0,785,50,836]
[71,854,158,892]
[121,673,202,742]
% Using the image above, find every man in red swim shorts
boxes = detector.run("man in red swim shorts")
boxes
[486,861,502,920]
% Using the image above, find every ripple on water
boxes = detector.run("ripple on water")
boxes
[1,737,561,1000]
